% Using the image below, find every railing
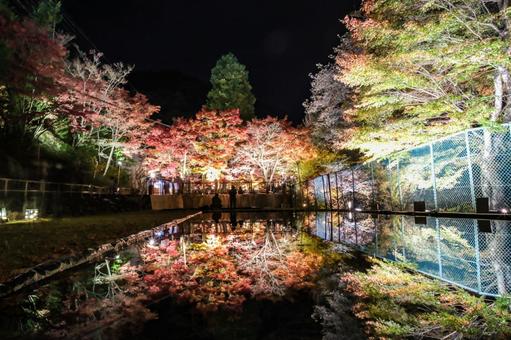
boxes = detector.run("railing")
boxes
[0,178,135,196]
[148,178,295,195]
[303,124,511,213]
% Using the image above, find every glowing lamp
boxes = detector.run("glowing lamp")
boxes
[0,208,7,221]
[501,208,509,214]
[24,209,38,221]
[205,167,220,182]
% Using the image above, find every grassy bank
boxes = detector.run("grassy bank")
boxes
[0,210,195,282]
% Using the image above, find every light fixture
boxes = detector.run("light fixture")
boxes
[0,208,7,222]
[24,209,38,220]
[501,208,509,214]
[205,167,220,182]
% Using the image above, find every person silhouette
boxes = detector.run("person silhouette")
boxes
[229,185,237,209]
[211,193,222,210]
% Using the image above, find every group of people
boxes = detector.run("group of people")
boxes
[210,186,241,210]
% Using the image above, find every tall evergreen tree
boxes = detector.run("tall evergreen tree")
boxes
[206,53,256,121]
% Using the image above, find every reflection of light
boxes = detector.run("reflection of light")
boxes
[501,208,509,214]
[425,209,430,213]
[347,201,352,209]
[148,238,156,246]
[206,234,219,248]
[348,212,353,220]
[302,203,307,207]
[355,208,362,212]
[115,254,120,260]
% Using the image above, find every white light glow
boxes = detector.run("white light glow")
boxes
[501,208,509,214]
[205,167,220,182]
[24,209,38,220]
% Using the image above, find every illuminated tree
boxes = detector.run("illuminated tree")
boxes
[187,108,245,177]
[234,117,315,185]
[336,0,511,156]
[144,109,245,179]
[304,63,350,151]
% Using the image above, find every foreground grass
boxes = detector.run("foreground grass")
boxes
[0,210,195,282]
[314,253,511,339]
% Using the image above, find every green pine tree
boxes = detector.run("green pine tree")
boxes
[206,53,256,121]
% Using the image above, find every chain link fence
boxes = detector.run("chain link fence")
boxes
[302,124,511,213]
[303,211,511,297]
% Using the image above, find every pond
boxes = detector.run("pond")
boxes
[0,212,349,339]
[2,211,510,339]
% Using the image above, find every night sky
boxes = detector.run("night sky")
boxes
[62,0,361,124]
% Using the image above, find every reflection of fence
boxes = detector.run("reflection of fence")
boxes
[304,124,511,212]
[149,178,294,195]
[306,212,511,297]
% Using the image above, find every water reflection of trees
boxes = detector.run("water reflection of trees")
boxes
[305,212,511,296]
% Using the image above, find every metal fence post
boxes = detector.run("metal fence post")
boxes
[473,220,482,293]
[465,131,477,211]
[334,171,341,210]
[351,167,356,209]
[435,218,443,278]
[386,161,394,211]
[400,216,406,260]
[397,159,404,210]
[370,162,376,210]
[326,173,333,210]
[429,143,439,210]
[321,175,328,209]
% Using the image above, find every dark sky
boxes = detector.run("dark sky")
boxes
[62,0,361,124]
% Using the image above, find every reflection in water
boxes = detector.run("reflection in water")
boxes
[304,212,511,297]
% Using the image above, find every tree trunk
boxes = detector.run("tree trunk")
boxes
[103,145,115,176]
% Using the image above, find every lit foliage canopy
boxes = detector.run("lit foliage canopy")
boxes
[312,0,511,158]
[206,53,256,121]
[0,2,158,178]
[144,111,315,182]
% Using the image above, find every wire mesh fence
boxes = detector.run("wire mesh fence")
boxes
[303,124,511,213]
[302,211,511,297]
